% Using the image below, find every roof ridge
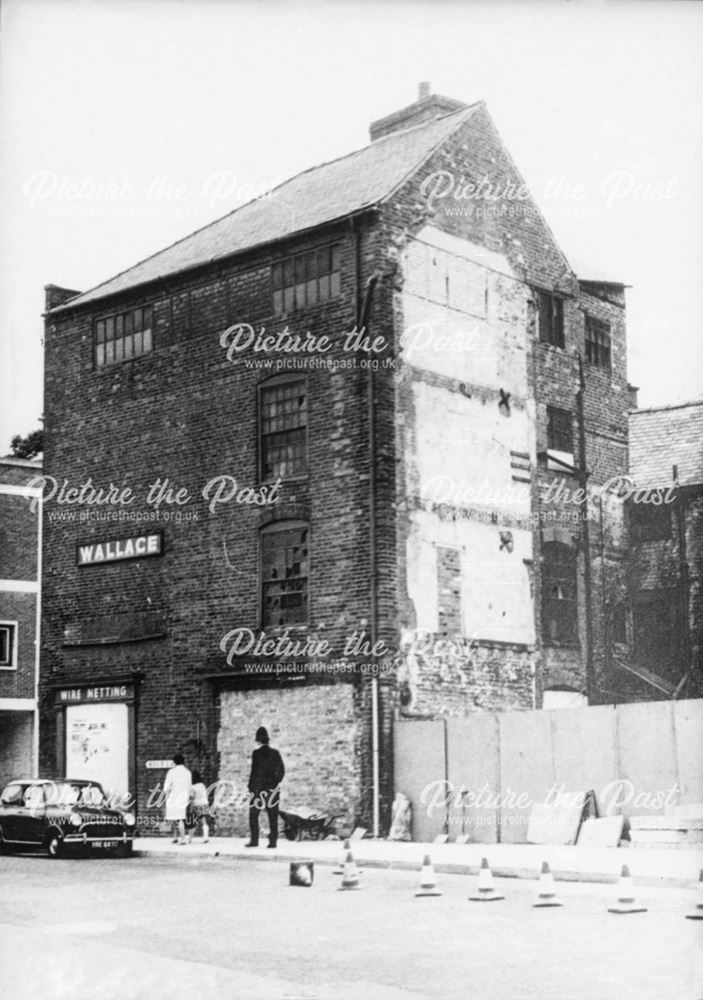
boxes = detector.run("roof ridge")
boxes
[52,105,480,313]
[630,398,703,415]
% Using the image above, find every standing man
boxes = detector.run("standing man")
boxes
[246,726,285,849]
[163,753,192,845]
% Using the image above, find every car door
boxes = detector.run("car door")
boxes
[0,783,27,841]
[15,784,48,845]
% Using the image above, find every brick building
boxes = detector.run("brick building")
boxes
[612,401,703,700]
[39,87,632,833]
[0,457,42,787]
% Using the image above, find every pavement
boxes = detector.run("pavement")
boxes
[134,833,703,888]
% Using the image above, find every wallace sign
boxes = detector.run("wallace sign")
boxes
[76,531,163,566]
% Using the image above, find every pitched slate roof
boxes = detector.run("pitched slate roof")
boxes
[629,401,703,487]
[53,105,479,312]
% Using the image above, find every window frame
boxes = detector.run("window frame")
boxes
[537,290,565,348]
[260,520,310,630]
[584,314,612,370]
[541,541,579,645]
[272,243,341,316]
[0,621,17,670]
[93,304,153,369]
[257,373,309,483]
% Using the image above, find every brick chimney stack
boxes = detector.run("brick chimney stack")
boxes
[369,85,469,142]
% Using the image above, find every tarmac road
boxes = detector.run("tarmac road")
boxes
[1,852,701,1000]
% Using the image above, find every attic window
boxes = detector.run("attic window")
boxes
[94,306,153,368]
[585,315,611,369]
[272,244,340,316]
[537,291,565,348]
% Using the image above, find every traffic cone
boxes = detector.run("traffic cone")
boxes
[289,861,314,887]
[608,865,647,914]
[338,851,362,891]
[685,869,703,920]
[533,861,563,908]
[469,857,505,902]
[333,838,351,875]
[415,854,442,897]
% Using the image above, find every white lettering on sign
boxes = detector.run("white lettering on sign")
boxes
[58,685,132,703]
[145,760,175,769]
[77,532,162,566]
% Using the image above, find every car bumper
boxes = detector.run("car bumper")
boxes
[63,832,134,845]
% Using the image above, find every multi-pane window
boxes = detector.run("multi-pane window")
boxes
[542,542,578,643]
[630,501,671,543]
[585,315,611,369]
[537,291,565,348]
[259,376,307,480]
[0,623,16,668]
[261,523,309,628]
[94,306,153,368]
[547,406,573,455]
[272,244,340,315]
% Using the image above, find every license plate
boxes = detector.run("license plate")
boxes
[92,840,119,849]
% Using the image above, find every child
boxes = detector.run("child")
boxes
[187,770,211,844]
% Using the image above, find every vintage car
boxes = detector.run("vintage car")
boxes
[0,778,136,858]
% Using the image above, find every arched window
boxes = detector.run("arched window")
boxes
[258,374,308,481]
[542,541,577,643]
[261,521,309,628]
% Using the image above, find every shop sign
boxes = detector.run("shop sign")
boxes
[77,531,162,566]
[56,683,134,705]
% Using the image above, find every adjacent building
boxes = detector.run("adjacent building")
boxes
[614,401,703,700]
[0,457,42,788]
[39,87,632,833]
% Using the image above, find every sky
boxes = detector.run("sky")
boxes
[1,0,702,450]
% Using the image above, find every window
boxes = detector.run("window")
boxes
[259,376,308,480]
[0,622,16,668]
[94,305,153,368]
[542,542,578,643]
[585,315,611,369]
[272,244,340,315]
[630,501,671,543]
[537,291,565,348]
[261,523,309,628]
[546,405,574,471]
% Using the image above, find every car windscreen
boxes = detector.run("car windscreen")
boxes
[44,782,106,807]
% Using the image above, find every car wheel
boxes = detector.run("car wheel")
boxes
[46,832,63,859]
[115,841,133,859]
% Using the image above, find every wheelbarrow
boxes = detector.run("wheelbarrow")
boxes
[279,807,339,841]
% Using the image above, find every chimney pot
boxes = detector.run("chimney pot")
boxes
[418,81,431,100]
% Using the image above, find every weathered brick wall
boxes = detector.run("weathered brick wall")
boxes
[214,683,360,836]
[0,592,37,699]
[40,215,387,822]
[0,712,33,788]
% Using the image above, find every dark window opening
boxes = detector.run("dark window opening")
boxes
[272,244,340,316]
[259,376,307,480]
[94,305,153,368]
[547,405,574,455]
[542,541,578,643]
[537,291,565,348]
[630,500,671,543]
[585,315,611,369]
[261,523,309,628]
[0,623,16,667]
[632,589,682,677]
